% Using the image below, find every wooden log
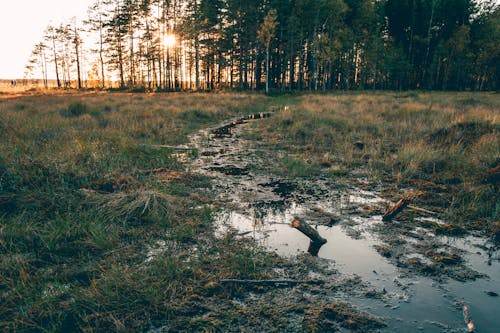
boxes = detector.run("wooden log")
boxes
[307,241,324,256]
[291,217,327,256]
[382,198,409,221]
[291,217,327,245]
[407,204,438,216]
[219,279,324,286]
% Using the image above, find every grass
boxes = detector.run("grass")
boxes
[0,91,285,332]
[1,90,498,331]
[255,92,499,238]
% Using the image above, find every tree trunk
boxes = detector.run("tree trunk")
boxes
[266,48,270,94]
[195,34,200,90]
[99,14,105,88]
[51,36,61,88]
[298,41,304,90]
[118,38,125,88]
[74,26,82,90]
[129,27,135,88]
[40,51,48,89]
[423,0,436,88]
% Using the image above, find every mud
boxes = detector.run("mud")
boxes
[185,113,500,332]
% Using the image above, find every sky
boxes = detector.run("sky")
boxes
[0,0,94,79]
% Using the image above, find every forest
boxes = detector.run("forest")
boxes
[25,0,500,92]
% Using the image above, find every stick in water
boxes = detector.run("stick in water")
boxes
[463,305,475,332]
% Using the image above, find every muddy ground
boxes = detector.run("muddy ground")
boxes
[179,110,499,333]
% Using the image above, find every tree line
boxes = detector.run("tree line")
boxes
[25,0,500,92]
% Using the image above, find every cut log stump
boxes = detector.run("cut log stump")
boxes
[291,217,327,256]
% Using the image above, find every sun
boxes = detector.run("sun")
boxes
[164,34,177,48]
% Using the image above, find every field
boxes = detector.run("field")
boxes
[0,91,498,332]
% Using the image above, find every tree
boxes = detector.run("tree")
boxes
[105,0,128,88]
[85,0,109,88]
[258,8,278,94]
[72,21,83,89]
[44,25,62,88]
[27,43,49,88]
[470,3,500,90]
[23,0,500,91]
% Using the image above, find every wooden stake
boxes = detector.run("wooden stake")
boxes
[383,191,424,221]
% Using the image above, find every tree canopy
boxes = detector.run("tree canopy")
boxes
[25,0,500,91]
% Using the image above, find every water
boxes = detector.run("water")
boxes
[188,117,500,332]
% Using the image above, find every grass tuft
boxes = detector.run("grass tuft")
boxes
[61,101,89,117]
[95,188,172,224]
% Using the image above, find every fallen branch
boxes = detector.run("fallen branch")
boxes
[383,191,425,221]
[382,198,410,221]
[291,217,327,256]
[138,168,174,174]
[407,204,438,216]
[219,279,324,286]
[291,217,327,245]
[144,144,192,151]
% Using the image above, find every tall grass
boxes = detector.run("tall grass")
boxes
[1,91,498,331]
[0,92,280,331]
[257,92,499,234]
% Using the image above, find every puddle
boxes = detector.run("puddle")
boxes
[186,115,500,332]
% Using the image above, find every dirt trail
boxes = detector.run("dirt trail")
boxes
[185,112,500,332]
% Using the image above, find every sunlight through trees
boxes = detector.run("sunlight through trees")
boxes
[24,0,500,91]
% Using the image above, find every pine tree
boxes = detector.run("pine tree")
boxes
[258,8,278,94]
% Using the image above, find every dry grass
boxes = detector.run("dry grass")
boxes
[0,91,282,332]
[257,91,499,234]
[1,90,498,331]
